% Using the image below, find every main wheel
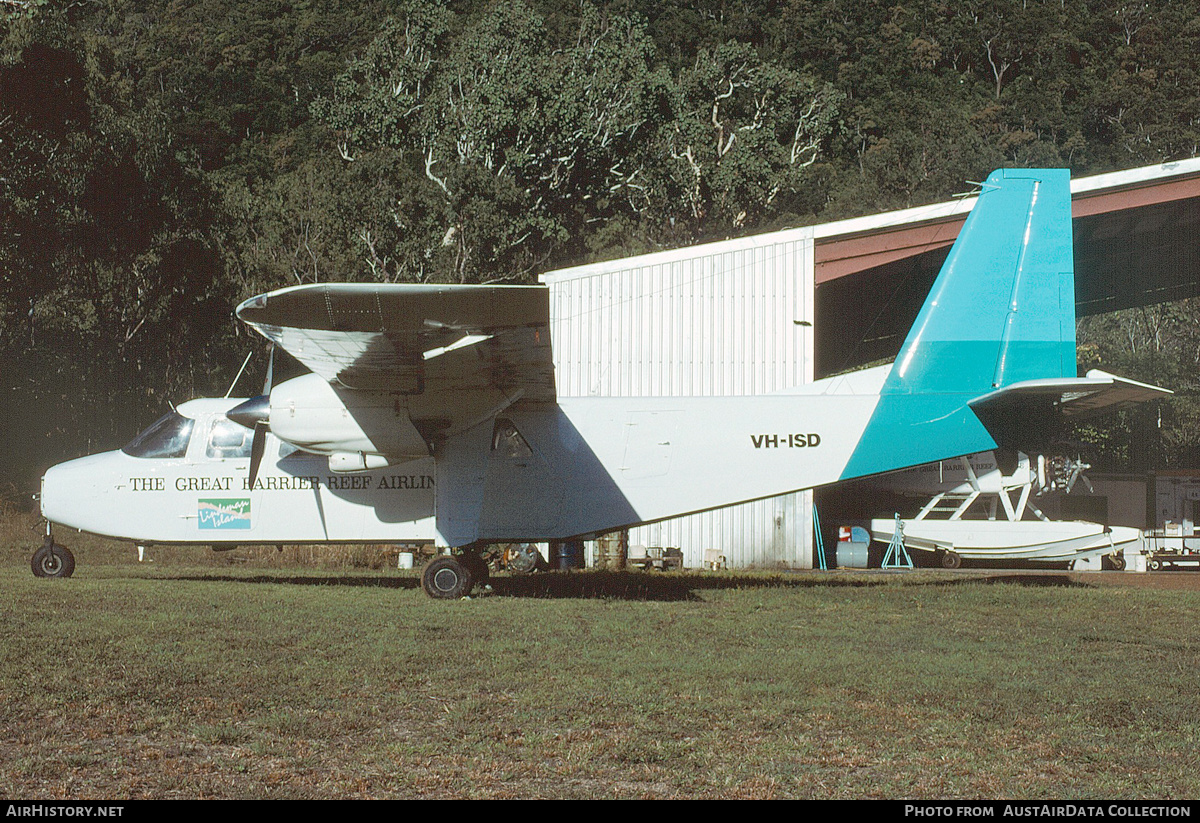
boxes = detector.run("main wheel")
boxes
[421,556,474,599]
[940,550,962,569]
[31,543,75,578]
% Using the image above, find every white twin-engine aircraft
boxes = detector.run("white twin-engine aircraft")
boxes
[34,169,1170,597]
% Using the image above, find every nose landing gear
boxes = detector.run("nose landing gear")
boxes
[31,535,76,579]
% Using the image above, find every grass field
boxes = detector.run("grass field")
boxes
[2,529,1200,799]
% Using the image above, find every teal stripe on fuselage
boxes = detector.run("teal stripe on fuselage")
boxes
[839,169,1075,482]
[841,392,996,482]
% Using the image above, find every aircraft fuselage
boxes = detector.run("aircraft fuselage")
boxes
[40,398,435,545]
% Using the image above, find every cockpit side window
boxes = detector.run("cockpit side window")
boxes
[207,418,253,459]
[122,412,195,459]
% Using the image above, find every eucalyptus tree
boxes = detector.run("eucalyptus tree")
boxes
[312,1,661,282]
[647,40,841,235]
[313,0,842,281]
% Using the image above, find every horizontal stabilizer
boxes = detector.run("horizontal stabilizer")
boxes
[969,369,1172,420]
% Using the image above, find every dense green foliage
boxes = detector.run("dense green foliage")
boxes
[2,0,1199,491]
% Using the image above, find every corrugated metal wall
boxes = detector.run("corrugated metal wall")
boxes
[541,228,817,569]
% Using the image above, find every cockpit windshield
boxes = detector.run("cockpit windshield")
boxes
[122,411,195,459]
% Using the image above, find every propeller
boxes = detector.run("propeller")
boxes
[227,344,275,490]
[1041,454,1094,495]
[1063,460,1094,495]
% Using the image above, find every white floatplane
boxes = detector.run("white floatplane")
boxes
[868,451,1142,568]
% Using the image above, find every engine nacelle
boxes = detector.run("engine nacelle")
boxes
[267,373,428,462]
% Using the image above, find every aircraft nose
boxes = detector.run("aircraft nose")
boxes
[40,453,119,533]
[40,461,75,525]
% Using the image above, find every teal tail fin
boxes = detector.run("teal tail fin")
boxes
[884,168,1076,396]
[841,168,1076,480]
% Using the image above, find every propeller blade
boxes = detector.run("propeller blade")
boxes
[228,395,271,489]
[1065,463,1080,493]
[248,421,268,490]
[237,346,276,491]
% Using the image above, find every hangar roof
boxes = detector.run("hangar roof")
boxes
[816,158,1200,375]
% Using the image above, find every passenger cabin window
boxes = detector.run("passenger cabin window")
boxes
[207,418,253,459]
[122,412,195,459]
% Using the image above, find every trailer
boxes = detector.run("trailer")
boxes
[1145,550,1200,571]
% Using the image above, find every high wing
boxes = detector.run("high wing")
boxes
[236,282,555,401]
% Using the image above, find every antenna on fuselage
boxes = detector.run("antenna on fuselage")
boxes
[225,351,255,399]
[226,344,276,489]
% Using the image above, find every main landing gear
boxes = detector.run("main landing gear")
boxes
[421,548,491,600]
[31,535,75,578]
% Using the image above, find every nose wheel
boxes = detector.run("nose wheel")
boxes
[31,538,75,578]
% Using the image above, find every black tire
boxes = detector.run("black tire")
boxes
[31,543,75,579]
[1103,554,1127,571]
[421,556,474,599]
[1149,558,1162,571]
[940,550,962,569]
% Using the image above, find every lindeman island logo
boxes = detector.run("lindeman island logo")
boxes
[197,498,252,530]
